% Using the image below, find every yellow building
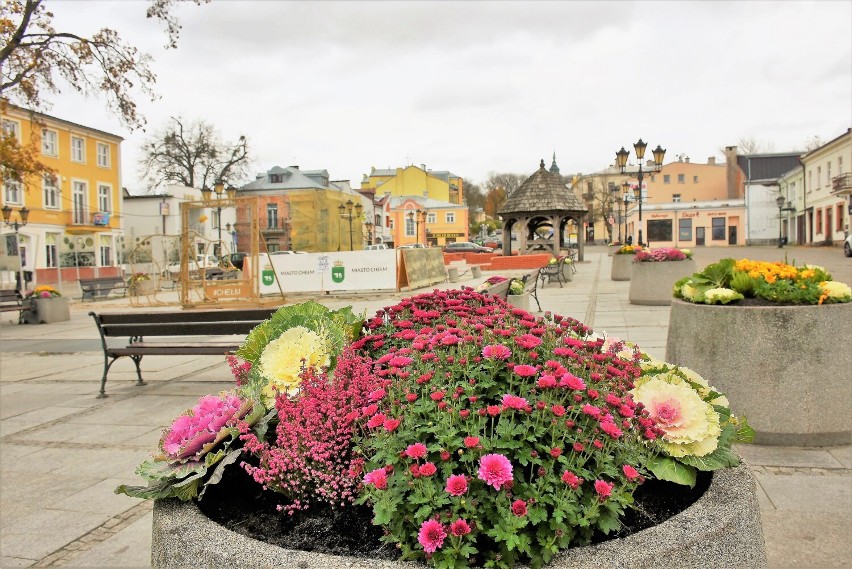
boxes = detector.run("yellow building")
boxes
[1,103,123,290]
[361,165,464,205]
[389,196,468,248]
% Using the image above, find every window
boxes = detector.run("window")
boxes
[269,174,283,183]
[839,156,843,173]
[837,204,844,232]
[678,218,692,241]
[69,136,85,163]
[266,203,278,229]
[672,194,682,203]
[1,119,20,140]
[4,178,22,205]
[693,176,699,183]
[647,219,672,241]
[42,129,58,156]
[98,184,112,213]
[677,174,685,184]
[427,213,436,224]
[99,236,112,266]
[72,181,87,224]
[663,175,671,184]
[445,212,455,223]
[45,234,58,268]
[96,142,110,168]
[816,208,822,233]
[827,161,831,184]
[405,217,415,236]
[43,175,59,209]
[711,217,726,240]
[808,170,812,190]
[817,166,822,187]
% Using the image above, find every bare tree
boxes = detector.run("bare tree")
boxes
[140,116,251,191]
[737,136,776,155]
[801,134,825,152]
[485,172,524,198]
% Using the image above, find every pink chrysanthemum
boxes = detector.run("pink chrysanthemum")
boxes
[514,334,543,349]
[501,394,529,410]
[445,474,468,496]
[418,519,447,553]
[405,442,428,459]
[450,518,471,537]
[463,436,480,448]
[478,453,513,490]
[482,344,511,360]
[513,364,537,377]
[418,462,437,477]
[562,470,581,489]
[511,499,528,517]
[559,373,587,390]
[594,479,614,500]
[364,468,388,490]
[623,464,640,481]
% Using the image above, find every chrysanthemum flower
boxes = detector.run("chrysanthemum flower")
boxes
[450,518,471,537]
[445,474,468,496]
[478,453,513,490]
[364,468,388,489]
[418,519,447,553]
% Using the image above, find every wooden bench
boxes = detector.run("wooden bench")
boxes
[0,289,25,323]
[521,270,542,311]
[90,308,279,398]
[80,276,128,301]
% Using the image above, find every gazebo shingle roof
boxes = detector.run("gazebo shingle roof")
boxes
[499,160,587,215]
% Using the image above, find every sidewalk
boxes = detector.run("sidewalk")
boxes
[0,245,849,568]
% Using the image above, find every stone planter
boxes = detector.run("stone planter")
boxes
[21,296,70,324]
[151,462,766,568]
[628,259,696,306]
[666,299,852,446]
[610,254,634,281]
[129,279,156,296]
[507,293,530,311]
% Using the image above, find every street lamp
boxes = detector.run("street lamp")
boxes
[365,221,374,245]
[775,196,795,248]
[622,182,631,244]
[337,199,363,251]
[408,209,427,245]
[615,139,666,246]
[1,205,29,291]
[201,182,237,257]
[609,184,622,243]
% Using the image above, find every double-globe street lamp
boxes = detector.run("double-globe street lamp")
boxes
[615,139,666,246]
[407,209,427,245]
[338,199,363,251]
[1,205,29,291]
[200,181,237,257]
[365,221,374,246]
[775,196,795,248]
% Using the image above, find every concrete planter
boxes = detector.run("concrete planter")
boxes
[151,462,765,568]
[666,299,852,446]
[507,293,530,311]
[21,296,70,324]
[628,259,696,306]
[610,254,634,281]
[129,279,156,296]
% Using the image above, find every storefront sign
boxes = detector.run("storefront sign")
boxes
[204,282,252,300]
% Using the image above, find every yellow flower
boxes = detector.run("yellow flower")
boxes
[258,326,330,403]
[819,281,851,302]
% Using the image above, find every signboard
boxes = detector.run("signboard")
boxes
[259,250,397,294]
[93,212,110,226]
[400,248,446,290]
[204,281,253,300]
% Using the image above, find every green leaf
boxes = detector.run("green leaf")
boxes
[198,448,243,499]
[735,417,756,443]
[114,480,176,500]
[678,445,740,471]
[646,455,697,487]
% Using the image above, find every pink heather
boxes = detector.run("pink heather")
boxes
[445,474,468,496]
[478,453,513,490]
[418,519,448,553]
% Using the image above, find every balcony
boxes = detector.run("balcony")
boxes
[65,211,114,233]
[831,173,852,196]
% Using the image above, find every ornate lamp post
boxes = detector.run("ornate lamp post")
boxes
[609,185,622,243]
[337,199,363,251]
[615,139,666,246]
[365,221,374,245]
[418,209,427,245]
[775,196,795,248]
[201,181,237,257]
[622,182,630,245]
[1,205,29,291]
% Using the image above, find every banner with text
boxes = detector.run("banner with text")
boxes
[259,250,397,294]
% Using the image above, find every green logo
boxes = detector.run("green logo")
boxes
[262,268,275,286]
[331,261,345,283]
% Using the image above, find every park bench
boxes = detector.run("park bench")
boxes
[521,270,542,311]
[89,307,279,398]
[539,257,569,287]
[80,276,128,301]
[0,289,25,323]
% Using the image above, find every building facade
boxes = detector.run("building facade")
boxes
[360,164,464,205]
[1,104,123,291]
[388,196,468,248]
[799,128,850,245]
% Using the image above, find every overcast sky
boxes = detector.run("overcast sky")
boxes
[44,0,852,193]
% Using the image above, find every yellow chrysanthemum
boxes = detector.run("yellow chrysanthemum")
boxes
[820,281,852,301]
[258,326,330,403]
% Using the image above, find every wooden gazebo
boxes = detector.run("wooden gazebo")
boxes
[498,159,589,261]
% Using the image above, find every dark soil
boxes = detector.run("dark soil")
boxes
[199,465,711,562]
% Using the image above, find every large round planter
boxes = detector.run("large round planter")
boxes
[666,299,852,446]
[21,296,70,324]
[151,462,766,568]
[610,254,634,281]
[628,259,696,306]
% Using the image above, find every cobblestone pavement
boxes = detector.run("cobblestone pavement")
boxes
[0,244,849,568]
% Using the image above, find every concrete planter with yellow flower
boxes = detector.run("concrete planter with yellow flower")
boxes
[610,254,634,281]
[666,258,852,446]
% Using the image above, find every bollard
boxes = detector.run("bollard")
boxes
[448,268,459,282]
[471,266,482,278]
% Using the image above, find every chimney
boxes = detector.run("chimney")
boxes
[289,165,299,169]
[684,156,690,163]
[421,164,426,170]
[708,157,716,165]
[725,146,741,199]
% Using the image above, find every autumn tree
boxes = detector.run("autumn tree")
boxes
[139,116,251,191]
[463,178,484,211]
[0,0,205,186]
[482,172,524,218]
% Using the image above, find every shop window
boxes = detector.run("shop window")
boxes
[711,217,726,240]
[647,219,672,241]
[678,218,692,241]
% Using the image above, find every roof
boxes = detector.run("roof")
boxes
[241,166,328,191]
[736,153,802,184]
[2,101,124,141]
[388,195,466,210]
[499,160,588,215]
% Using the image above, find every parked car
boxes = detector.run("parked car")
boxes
[269,250,308,255]
[220,252,246,270]
[443,241,492,253]
[163,254,218,278]
[397,243,426,250]
[365,244,389,251]
[845,234,852,257]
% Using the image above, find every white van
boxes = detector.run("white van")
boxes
[365,244,388,250]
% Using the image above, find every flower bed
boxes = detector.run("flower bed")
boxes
[120,292,761,568]
[21,285,69,324]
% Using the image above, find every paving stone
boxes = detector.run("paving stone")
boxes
[735,443,847,469]
[761,510,852,568]
[753,472,852,513]
[68,511,153,568]
[0,508,108,560]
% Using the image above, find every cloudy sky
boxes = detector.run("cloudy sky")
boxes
[44,0,851,193]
